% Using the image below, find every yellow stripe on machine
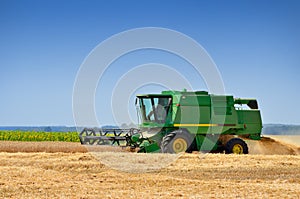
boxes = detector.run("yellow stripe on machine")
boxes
[174,124,219,127]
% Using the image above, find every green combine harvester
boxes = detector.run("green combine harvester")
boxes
[79,90,262,154]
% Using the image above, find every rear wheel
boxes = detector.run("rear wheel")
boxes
[225,138,248,154]
[161,130,194,153]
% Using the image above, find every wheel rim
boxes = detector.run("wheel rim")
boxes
[172,138,188,153]
[232,144,243,154]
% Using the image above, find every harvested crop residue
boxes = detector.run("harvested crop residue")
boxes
[0,152,300,198]
[0,141,88,153]
[1,136,300,156]
[0,137,300,198]
[247,136,300,155]
[91,151,178,173]
[1,135,300,156]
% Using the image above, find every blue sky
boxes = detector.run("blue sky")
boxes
[0,0,299,126]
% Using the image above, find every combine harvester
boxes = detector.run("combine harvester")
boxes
[79,90,262,154]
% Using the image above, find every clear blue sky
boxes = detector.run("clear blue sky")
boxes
[0,0,299,126]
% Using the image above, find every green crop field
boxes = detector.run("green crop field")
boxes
[0,131,80,142]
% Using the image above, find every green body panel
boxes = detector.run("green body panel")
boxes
[138,140,161,153]
[195,135,219,151]
[136,90,263,152]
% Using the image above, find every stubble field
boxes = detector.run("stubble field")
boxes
[0,136,300,198]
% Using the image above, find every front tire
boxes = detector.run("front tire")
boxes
[225,138,248,154]
[161,129,194,153]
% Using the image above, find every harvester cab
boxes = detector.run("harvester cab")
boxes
[136,95,172,128]
[79,90,263,154]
